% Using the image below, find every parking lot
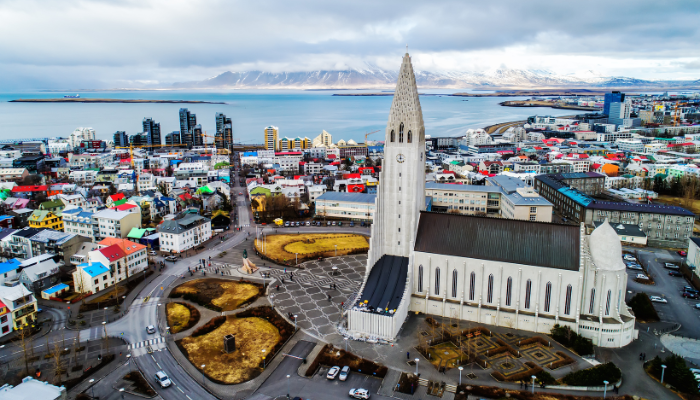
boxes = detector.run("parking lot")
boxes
[624,247,700,338]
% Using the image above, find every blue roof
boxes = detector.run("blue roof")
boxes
[161,197,175,201]
[316,192,376,204]
[558,186,594,206]
[243,151,257,156]
[79,262,110,278]
[43,283,69,295]
[0,215,13,221]
[0,259,21,275]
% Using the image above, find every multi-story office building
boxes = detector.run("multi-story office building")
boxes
[158,215,212,253]
[165,131,181,146]
[142,118,161,148]
[609,99,632,127]
[315,192,376,222]
[264,126,279,151]
[215,112,233,150]
[192,124,204,147]
[604,91,625,116]
[179,108,197,147]
[113,131,129,148]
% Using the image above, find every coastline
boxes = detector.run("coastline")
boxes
[499,100,600,111]
[9,98,225,104]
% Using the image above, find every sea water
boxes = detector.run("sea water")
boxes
[0,89,574,143]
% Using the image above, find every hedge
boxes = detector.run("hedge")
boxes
[192,316,226,337]
[562,362,621,387]
[627,293,660,322]
[550,324,593,356]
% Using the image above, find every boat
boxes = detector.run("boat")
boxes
[64,94,80,98]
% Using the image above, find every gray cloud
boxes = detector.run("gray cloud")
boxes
[0,0,698,89]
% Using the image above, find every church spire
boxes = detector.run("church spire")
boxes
[386,53,424,144]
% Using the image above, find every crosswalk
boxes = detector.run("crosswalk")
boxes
[128,336,164,350]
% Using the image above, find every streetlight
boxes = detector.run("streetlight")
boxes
[414,358,419,375]
[293,315,298,331]
[344,337,348,352]
[603,380,609,398]
[89,379,95,398]
[286,374,291,399]
[531,375,536,394]
[661,364,667,384]
[201,364,206,386]
[119,388,125,399]
[295,253,298,265]
[334,245,337,257]
[262,349,266,368]
[458,366,463,386]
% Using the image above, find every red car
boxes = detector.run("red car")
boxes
[678,250,687,257]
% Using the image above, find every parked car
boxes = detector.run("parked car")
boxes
[669,271,683,277]
[165,255,178,262]
[306,221,311,226]
[149,250,157,256]
[664,263,680,270]
[285,221,290,227]
[339,366,350,381]
[154,371,172,388]
[683,286,699,294]
[683,292,700,299]
[338,222,343,226]
[147,325,156,334]
[627,264,643,271]
[327,366,340,380]
[349,388,371,399]
[623,254,636,261]
[679,250,688,257]
[650,296,668,303]
[327,221,331,226]
[350,222,355,227]
[636,273,649,280]
[332,221,337,226]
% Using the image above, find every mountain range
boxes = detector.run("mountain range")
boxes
[170,66,700,90]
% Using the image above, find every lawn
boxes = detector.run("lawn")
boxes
[178,316,281,384]
[166,303,201,334]
[656,195,700,214]
[255,233,368,264]
[170,279,261,311]
[85,285,127,304]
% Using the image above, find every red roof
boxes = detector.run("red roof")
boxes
[275,152,302,156]
[327,154,337,159]
[11,185,48,193]
[115,204,137,211]
[179,193,193,201]
[359,167,374,173]
[330,161,340,165]
[109,193,125,202]
[98,244,127,262]
[343,173,361,179]
[592,163,602,169]
[298,161,306,165]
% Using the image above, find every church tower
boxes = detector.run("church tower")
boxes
[374,52,426,258]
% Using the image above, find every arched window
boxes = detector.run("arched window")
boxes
[434,267,440,296]
[524,279,532,309]
[407,130,412,143]
[418,265,423,293]
[588,288,596,314]
[469,272,475,301]
[564,285,573,315]
[544,282,552,312]
[451,270,458,298]
[505,277,513,306]
[605,290,612,316]
[487,274,494,303]
[399,123,404,143]
[390,130,395,142]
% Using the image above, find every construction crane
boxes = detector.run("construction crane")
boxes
[364,130,380,145]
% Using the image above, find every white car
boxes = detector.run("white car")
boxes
[327,366,340,380]
[650,296,668,303]
[147,325,156,334]
[339,366,350,381]
[149,251,157,256]
[154,371,172,388]
[349,388,371,399]
[636,273,649,280]
[623,255,636,261]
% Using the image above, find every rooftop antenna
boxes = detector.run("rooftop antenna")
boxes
[406,44,408,54]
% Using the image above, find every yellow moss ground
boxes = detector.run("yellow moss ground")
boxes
[170,279,260,312]
[166,303,191,334]
[254,233,368,264]
[86,285,127,304]
[179,316,280,384]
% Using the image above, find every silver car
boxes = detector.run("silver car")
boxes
[147,325,156,334]
[155,371,172,388]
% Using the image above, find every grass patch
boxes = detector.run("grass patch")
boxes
[86,285,127,305]
[178,316,281,384]
[656,195,700,215]
[255,233,368,264]
[166,302,200,334]
[170,278,261,312]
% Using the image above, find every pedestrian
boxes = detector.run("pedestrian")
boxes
[284,267,287,274]
[639,353,643,360]
[407,351,410,360]
[328,294,331,302]
[614,385,619,394]
[281,278,285,284]
[276,285,280,291]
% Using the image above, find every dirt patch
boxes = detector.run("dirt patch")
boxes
[255,233,368,265]
[166,302,200,334]
[123,370,156,397]
[397,372,419,394]
[306,344,387,378]
[170,278,261,312]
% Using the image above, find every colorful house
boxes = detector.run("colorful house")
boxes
[28,210,64,230]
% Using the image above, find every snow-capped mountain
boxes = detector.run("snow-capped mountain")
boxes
[170,66,699,89]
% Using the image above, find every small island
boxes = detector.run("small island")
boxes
[500,100,601,111]
[9,98,225,104]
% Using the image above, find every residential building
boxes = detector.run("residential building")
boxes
[0,299,10,336]
[0,282,37,329]
[90,238,148,282]
[264,126,279,151]
[114,131,129,148]
[158,215,212,253]
[312,130,332,147]
[62,208,97,241]
[28,210,64,230]
[17,254,61,295]
[315,192,376,222]
[215,112,233,150]
[92,209,142,241]
[72,262,111,294]
[0,376,67,400]
[8,228,43,259]
[0,168,28,183]
[29,230,90,266]
[179,108,198,147]
[0,259,21,285]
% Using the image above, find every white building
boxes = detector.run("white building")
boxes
[157,215,212,253]
[0,376,67,400]
[72,262,111,294]
[92,209,142,242]
[316,192,376,222]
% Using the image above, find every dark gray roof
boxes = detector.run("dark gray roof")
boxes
[357,255,408,312]
[414,212,581,271]
[690,237,700,248]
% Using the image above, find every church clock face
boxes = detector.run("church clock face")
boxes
[396,154,405,163]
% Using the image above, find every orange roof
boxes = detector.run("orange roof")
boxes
[98,237,146,255]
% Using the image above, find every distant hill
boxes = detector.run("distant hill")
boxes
[170,66,700,90]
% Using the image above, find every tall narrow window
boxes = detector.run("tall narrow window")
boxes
[487,274,494,303]
[434,267,440,296]
[399,123,404,143]
[544,282,552,312]
[390,130,395,142]
[589,288,596,314]
[451,270,458,298]
[469,272,475,301]
[407,131,412,143]
[565,285,573,315]
[605,290,612,316]
[418,265,423,293]
[524,279,532,309]
[505,277,512,306]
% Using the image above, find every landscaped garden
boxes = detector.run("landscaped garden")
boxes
[169,278,262,312]
[176,306,293,384]
[254,233,368,265]
[166,302,200,334]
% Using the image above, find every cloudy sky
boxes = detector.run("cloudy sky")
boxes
[1,0,699,90]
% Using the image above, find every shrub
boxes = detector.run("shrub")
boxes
[536,370,556,385]
[192,316,226,337]
[562,362,621,386]
[627,293,660,322]
[646,354,699,394]
[548,351,575,369]
[550,324,593,355]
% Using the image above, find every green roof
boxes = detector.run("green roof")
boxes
[127,228,147,239]
[40,199,64,210]
[621,174,635,178]
[29,210,51,222]
[250,187,271,195]
[197,186,214,194]
[112,199,127,206]
[654,173,668,179]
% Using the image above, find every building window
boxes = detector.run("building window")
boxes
[605,290,612,316]
[390,130,395,142]
[418,265,423,293]
[407,131,412,143]
[399,123,404,143]
[434,267,440,296]
[524,279,532,309]
[589,288,596,314]
[564,285,572,315]
[544,282,552,312]
[505,277,512,306]
[452,270,458,298]
[487,274,494,303]
[469,272,475,301]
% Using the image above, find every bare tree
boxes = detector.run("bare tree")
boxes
[682,175,698,210]
[50,341,65,385]
[15,325,32,375]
